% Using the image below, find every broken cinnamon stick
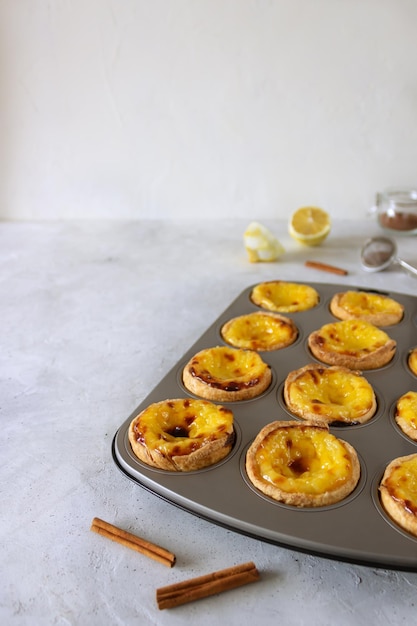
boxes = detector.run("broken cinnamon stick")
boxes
[156,561,260,609]
[305,260,348,275]
[90,517,176,567]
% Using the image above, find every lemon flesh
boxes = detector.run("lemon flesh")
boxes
[289,207,331,246]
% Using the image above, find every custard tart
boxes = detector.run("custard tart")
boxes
[379,454,417,537]
[284,363,377,425]
[330,290,404,326]
[128,398,235,471]
[394,391,417,441]
[250,281,319,313]
[182,345,272,401]
[408,347,417,376]
[221,311,298,352]
[308,319,396,370]
[245,420,360,507]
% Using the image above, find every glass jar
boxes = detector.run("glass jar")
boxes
[373,189,417,235]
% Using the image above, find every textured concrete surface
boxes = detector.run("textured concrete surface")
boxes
[1,219,417,625]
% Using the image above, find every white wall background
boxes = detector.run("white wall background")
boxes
[1,0,417,220]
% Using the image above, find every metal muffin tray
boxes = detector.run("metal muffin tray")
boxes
[112,282,417,571]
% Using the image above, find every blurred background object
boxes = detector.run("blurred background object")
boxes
[1,0,416,221]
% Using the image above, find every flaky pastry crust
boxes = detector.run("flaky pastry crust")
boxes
[379,454,417,537]
[394,391,417,441]
[330,291,404,326]
[245,420,360,507]
[220,311,298,351]
[408,347,417,377]
[283,363,377,425]
[182,346,272,401]
[308,319,396,370]
[250,281,319,313]
[128,398,235,471]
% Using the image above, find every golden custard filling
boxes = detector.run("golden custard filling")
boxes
[286,367,375,422]
[131,398,234,457]
[396,391,417,433]
[221,312,297,351]
[383,456,417,515]
[188,346,269,390]
[254,426,355,494]
[250,281,319,313]
[336,291,403,319]
[315,319,392,355]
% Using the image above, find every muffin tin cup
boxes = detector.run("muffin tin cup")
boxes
[112,282,417,571]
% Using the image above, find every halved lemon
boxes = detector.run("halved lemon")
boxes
[289,207,331,246]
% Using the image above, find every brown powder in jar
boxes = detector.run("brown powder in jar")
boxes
[379,211,417,231]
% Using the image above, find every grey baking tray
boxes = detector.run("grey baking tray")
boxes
[112,282,417,571]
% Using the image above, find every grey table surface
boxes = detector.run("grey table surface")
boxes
[1,219,417,626]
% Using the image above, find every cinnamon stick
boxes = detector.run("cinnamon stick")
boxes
[90,517,176,568]
[156,561,260,609]
[305,260,348,275]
